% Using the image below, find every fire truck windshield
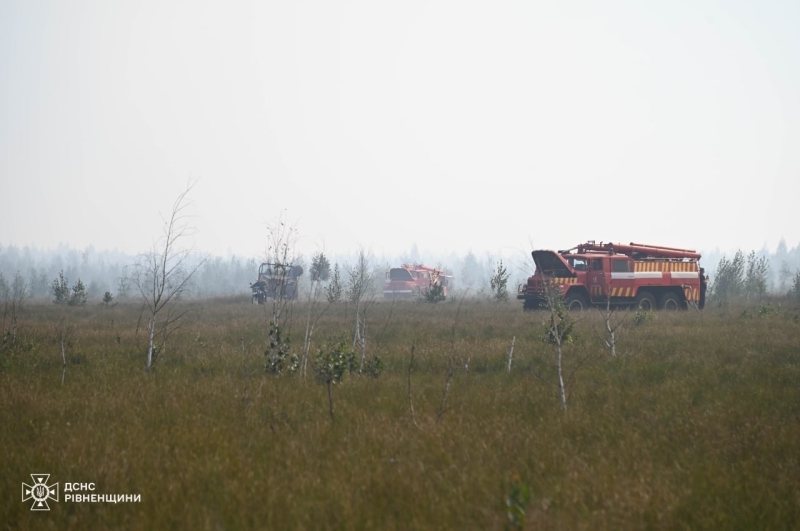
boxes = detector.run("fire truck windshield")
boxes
[568,258,588,271]
[388,268,414,281]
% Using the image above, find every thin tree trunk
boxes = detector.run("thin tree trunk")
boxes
[135,302,146,337]
[604,290,616,357]
[360,312,367,371]
[436,365,454,424]
[1,299,8,340]
[506,336,516,373]
[61,338,67,385]
[146,315,155,372]
[353,304,361,350]
[327,381,334,421]
[301,324,314,378]
[407,345,419,428]
[301,283,315,379]
[555,333,567,413]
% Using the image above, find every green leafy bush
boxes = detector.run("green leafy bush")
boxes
[314,341,355,385]
[265,321,297,374]
[633,309,654,326]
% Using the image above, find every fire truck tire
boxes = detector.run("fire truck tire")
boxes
[660,292,682,311]
[634,291,656,311]
[564,292,588,312]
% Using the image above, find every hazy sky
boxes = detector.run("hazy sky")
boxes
[2,0,799,261]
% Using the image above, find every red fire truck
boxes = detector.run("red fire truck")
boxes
[517,242,707,311]
[384,264,451,300]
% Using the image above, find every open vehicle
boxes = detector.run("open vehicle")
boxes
[251,262,304,304]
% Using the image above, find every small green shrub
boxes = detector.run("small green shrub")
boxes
[265,321,297,374]
[633,309,654,325]
[419,282,445,303]
[68,279,87,306]
[758,303,777,318]
[490,260,510,302]
[362,355,384,378]
[314,341,355,385]
[504,474,531,530]
[52,271,70,304]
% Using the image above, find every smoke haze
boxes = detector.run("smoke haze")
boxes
[2,1,799,262]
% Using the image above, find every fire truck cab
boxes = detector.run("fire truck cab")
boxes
[384,264,451,299]
[518,242,707,311]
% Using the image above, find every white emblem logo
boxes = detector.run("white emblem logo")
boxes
[22,474,59,511]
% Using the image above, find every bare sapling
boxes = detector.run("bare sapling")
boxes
[595,277,630,357]
[347,248,374,371]
[1,272,27,346]
[10,272,27,344]
[541,280,575,413]
[602,291,617,356]
[436,298,464,424]
[262,213,300,374]
[56,317,75,384]
[133,182,205,372]
[263,212,299,326]
[300,251,332,378]
[436,356,455,424]
[407,344,420,428]
[506,335,516,373]
[0,272,8,342]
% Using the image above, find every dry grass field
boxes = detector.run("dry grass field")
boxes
[2,297,800,530]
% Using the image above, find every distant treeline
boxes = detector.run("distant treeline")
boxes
[2,240,800,303]
[702,238,800,297]
[0,244,528,303]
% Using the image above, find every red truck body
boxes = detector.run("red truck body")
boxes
[517,241,707,311]
[384,264,451,300]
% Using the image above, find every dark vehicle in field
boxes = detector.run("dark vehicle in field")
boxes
[251,262,304,304]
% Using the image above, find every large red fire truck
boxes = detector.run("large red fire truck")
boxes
[517,242,707,311]
[384,264,451,300]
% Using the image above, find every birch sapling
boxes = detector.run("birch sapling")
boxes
[134,182,205,372]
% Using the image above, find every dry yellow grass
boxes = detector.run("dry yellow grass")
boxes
[2,298,799,530]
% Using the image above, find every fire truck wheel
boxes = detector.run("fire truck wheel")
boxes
[660,292,682,311]
[634,291,656,311]
[564,292,588,312]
